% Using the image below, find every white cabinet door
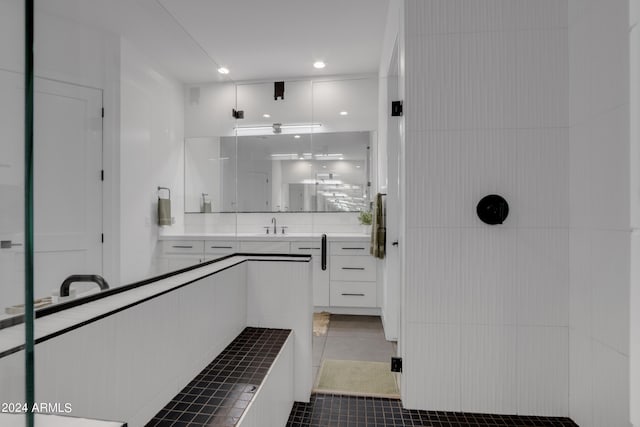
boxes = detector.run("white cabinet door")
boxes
[291,241,329,306]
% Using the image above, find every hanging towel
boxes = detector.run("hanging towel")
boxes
[370,193,386,259]
[158,197,172,226]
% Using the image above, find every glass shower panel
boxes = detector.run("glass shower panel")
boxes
[0,0,29,425]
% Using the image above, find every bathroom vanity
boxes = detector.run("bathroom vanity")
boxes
[157,233,380,314]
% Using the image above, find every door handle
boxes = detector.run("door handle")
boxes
[1,240,22,249]
[321,234,327,271]
[392,241,398,246]
[342,267,365,270]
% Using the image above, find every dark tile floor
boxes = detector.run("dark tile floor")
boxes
[286,393,579,427]
[145,327,291,427]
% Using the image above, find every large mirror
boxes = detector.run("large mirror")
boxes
[185,131,370,212]
[184,76,377,213]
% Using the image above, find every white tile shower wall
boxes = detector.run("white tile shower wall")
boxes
[183,212,362,235]
[568,0,632,426]
[630,1,640,424]
[402,0,570,416]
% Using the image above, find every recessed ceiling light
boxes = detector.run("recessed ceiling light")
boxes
[356,165,361,168]
[339,111,349,116]
[322,165,327,169]
[313,61,326,69]
[294,135,301,139]
[339,157,344,160]
[217,67,230,74]
[263,113,271,118]
[299,157,304,160]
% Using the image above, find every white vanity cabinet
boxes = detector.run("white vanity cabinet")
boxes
[329,241,377,308]
[160,240,206,271]
[238,240,290,254]
[158,235,378,313]
[204,240,238,260]
[291,241,329,306]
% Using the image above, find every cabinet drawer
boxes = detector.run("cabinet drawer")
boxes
[291,241,322,254]
[330,255,376,281]
[204,240,238,255]
[330,241,369,256]
[330,282,377,307]
[239,240,290,254]
[162,240,204,255]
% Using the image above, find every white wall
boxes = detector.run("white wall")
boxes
[119,39,184,284]
[402,0,570,416]
[568,1,633,426]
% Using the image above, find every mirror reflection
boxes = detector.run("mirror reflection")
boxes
[185,131,371,212]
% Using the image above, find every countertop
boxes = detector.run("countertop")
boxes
[158,232,371,242]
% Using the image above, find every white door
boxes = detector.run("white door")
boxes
[33,78,103,299]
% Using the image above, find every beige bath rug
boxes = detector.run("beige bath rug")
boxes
[314,359,400,398]
[313,312,330,336]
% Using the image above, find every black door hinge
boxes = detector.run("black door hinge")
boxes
[232,109,244,119]
[101,108,104,118]
[101,170,104,181]
[391,357,403,373]
[391,100,403,117]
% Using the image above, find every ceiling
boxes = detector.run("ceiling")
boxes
[39,0,390,83]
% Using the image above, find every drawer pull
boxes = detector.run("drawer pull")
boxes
[299,247,321,250]
[341,293,365,296]
[342,247,365,250]
[172,245,193,249]
[342,267,365,270]
[210,246,233,249]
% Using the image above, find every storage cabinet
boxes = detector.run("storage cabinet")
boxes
[329,241,377,308]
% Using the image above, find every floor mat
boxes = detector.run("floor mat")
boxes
[314,359,399,398]
[313,312,330,336]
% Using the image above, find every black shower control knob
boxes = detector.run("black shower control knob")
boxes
[476,194,509,225]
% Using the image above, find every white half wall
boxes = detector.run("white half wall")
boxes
[402,0,570,416]
[119,38,185,284]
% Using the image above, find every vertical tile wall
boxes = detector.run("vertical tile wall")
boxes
[568,1,632,426]
[402,0,570,416]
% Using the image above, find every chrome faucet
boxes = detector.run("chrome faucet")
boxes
[60,274,109,297]
[271,217,277,234]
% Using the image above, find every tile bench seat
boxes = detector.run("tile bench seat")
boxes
[145,327,292,427]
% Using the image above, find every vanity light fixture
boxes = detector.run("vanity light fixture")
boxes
[217,67,230,74]
[235,123,321,135]
[313,61,326,69]
[339,111,349,116]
